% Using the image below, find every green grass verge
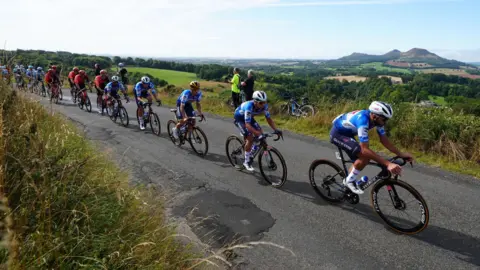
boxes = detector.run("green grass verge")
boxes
[0,83,203,269]
[158,90,480,179]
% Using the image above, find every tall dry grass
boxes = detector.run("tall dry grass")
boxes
[0,82,201,269]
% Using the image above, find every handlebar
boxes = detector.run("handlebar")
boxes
[256,131,284,142]
[388,156,413,168]
[186,114,206,122]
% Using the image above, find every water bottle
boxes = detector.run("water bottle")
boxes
[251,144,259,155]
[356,176,369,189]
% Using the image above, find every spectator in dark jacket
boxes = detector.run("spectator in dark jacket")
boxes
[241,69,255,101]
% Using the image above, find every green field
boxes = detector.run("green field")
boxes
[428,95,447,105]
[128,67,197,85]
[360,62,412,74]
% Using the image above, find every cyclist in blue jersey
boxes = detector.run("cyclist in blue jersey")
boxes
[104,75,129,113]
[234,91,282,171]
[134,76,161,130]
[330,101,414,195]
[172,81,204,139]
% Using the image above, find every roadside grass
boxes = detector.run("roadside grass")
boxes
[127,67,197,86]
[156,88,480,178]
[0,82,202,269]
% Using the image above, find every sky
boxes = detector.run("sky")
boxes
[1,0,479,61]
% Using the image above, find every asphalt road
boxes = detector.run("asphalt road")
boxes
[33,91,480,269]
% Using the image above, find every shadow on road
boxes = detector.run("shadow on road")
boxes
[278,180,327,205]
[339,202,480,267]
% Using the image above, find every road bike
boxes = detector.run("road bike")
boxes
[308,147,429,234]
[280,97,315,118]
[106,95,129,127]
[50,82,61,104]
[167,110,208,157]
[136,100,161,135]
[77,88,92,112]
[225,131,287,188]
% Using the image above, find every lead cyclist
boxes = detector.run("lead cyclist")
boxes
[330,101,414,195]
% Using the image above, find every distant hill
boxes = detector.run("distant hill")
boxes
[336,48,474,69]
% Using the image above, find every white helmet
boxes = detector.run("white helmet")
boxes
[369,101,393,119]
[141,76,150,83]
[118,62,124,67]
[252,91,267,102]
[111,75,119,82]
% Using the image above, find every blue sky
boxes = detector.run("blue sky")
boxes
[2,0,479,61]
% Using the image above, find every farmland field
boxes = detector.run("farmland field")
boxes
[127,67,230,90]
[416,68,480,79]
[127,67,197,85]
[428,95,447,106]
[325,75,367,82]
[360,62,412,74]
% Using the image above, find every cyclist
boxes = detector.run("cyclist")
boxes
[134,76,161,130]
[34,67,45,91]
[45,68,60,97]
[74,70,89,97]
[172,81,204,139]
[68,67,79,92]
[94,69,110,112]
[233,91,282,171]
[94,63,101,76]
[26,65,35,88]
[104,75,128,106]
[118,63,128,85]
[330,101,414,195]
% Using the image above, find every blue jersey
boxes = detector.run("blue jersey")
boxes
[26,69,34,77]
[332,109,385,143]
[234,100,271,123]
[105,82,125,93]
[134,82,156,96]
[35,71,44,80]
[176,89,202,106]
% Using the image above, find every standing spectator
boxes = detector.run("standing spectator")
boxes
[230,67,241,108]
[118,63,128,86]
[241,69,255,101]
[94,63,101,76]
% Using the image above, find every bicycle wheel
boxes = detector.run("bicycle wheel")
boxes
[187,126,209,157]
[149,112,161,136]
[258,146,288,188]
[225,135,245,169]
[299,104,315,117]
[59,89,63,100]
[371,179,429,234]
[166,120,179,145]
[309,159,347,203]
[85,96,92,112]
[119,107,129,127]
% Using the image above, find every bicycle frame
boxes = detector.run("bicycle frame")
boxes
[246,133,283,160]
[334,147,405,191]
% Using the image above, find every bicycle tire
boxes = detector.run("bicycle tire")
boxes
[59,89,63,100]
[85,96,92,112]
[309,159,347,203]
[225,135,245,169]
[166,120,179,144]
[371,179,429,234]
[149,112,161,136]
[187,126,209,157]
[119,107,129,127]
[109,102,117,122]
[258,146,288,188]
[299,104,315,117]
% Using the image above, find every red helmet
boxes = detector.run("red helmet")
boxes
[51,65,57,70]
[79,70,86,75]
[73,67,79,72]
[100,69,107,75]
